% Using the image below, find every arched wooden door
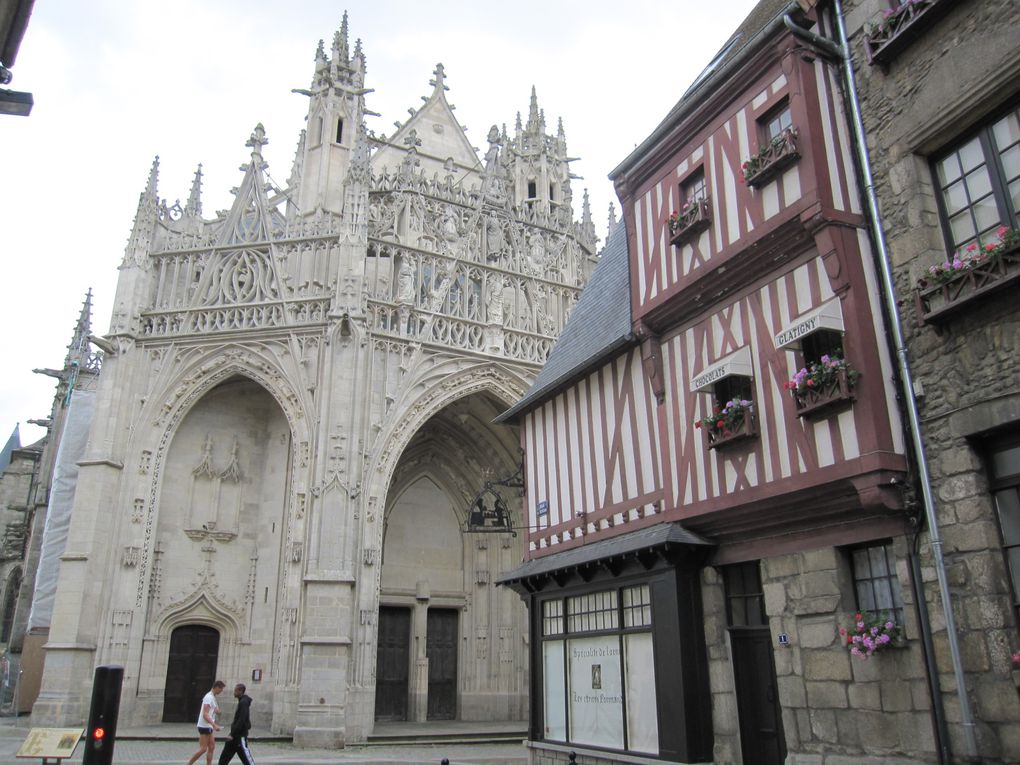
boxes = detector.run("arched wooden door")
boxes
[163,625,220,722]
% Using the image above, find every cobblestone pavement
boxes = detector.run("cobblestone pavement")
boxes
[0,720,528,765]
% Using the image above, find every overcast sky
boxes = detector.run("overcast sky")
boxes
[0,0,759,446]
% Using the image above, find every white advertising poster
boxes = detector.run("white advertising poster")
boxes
[624,632,659,753]
[543,641,567,740]
[567,636,624,749]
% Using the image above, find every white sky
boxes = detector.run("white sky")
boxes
[0,0,759,446]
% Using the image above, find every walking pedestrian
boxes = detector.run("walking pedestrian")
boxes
[217,683,255,765]
[187,680,225,765]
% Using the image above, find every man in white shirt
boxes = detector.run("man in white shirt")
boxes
[187,680,225,765]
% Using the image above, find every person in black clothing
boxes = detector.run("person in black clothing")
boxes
[217,683,255,765]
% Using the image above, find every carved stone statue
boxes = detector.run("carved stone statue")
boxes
[485,218,505,262]
[486,277,506,325]
[528,232,545,274]
[396,258,416,303]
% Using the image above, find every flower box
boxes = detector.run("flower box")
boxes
[864,0,958,67]
[742,128,799,189]
[669,198,712,248]
[706,409,757,450]
[793,367,856,419]
[841,612,904,659]
[914,240,1020,325]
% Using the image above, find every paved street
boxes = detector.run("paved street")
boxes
[0,718,529,765]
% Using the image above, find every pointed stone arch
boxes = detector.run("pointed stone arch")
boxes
[133,343,308,613]
[155,590,244,641]
[367,362,531,724]
[367,361,529,506]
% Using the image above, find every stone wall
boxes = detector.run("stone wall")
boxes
[763,546,935,763]
[842,1,1020,760]
[703,566,740,765]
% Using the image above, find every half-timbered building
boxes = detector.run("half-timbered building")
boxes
[499,2,941,763]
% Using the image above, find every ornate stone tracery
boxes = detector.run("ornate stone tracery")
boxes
[35,13,599,743]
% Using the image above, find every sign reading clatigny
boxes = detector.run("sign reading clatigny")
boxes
[773,299,845,350]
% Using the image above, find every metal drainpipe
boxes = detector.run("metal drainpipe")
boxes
[783,5,978,758]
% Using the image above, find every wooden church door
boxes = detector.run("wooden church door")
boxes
[426,608,458,720]
[375,607,411,721]
[163,625,219,722]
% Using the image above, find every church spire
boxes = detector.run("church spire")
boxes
[67,289,94,368]
[185,164,203,217]
[332,11,350,67]
[526,86,540,134]
[342,122,372,246]
[292,14,369,215]
[0,425,19,473]
[123,157,159,265]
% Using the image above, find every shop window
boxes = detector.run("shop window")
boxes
[932,103,1020,252]
[849,541,904,624]
[988,434,1020,627]
[538,583,658,754]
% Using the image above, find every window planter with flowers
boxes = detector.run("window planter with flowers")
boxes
[785,354,859,419]
[864,0,957,67]
[913,226,1020,325]
[741,127,799,189]
[695,399,756,450]
[839,611,904,659]
[668,198,712,248]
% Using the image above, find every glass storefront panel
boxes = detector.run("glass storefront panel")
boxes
[624,632,658,754]
[567,635,624,749]
[543,640,567,741]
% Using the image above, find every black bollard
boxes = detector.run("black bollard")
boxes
[81,665,123,765]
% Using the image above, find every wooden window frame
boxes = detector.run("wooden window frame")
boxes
[931,101,1020,253]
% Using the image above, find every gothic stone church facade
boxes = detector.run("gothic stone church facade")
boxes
[29,18,597,745]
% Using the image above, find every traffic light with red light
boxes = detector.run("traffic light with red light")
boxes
[82,665,123,765]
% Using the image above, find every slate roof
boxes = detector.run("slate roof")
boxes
[496,217,633,422]
[497,522,714,585]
